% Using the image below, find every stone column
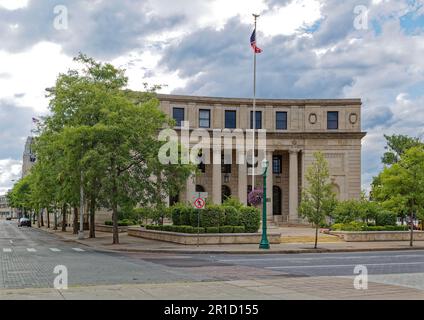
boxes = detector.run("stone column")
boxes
[186,174,196,204]
[266,150,273,221]
[238,162,247,205]
[289,149,299,223]
[212,164,222,204]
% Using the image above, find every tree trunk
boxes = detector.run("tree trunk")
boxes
[112,172,119,244]
[410,211,414,247]
[47,208,50,228]
[37,210,41,228]
[40,209,44,227]
[53,209,58,230]
[89,194,96,238]
[314,225,319,249]
[61,203,67,232]
[73,207,79,234]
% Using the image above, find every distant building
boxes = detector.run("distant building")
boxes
[0,194,13,218]
[22,136,36,178]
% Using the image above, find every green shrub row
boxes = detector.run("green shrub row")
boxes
[170,204,260,233]
[331,222,409,232]
[145,224,246,234]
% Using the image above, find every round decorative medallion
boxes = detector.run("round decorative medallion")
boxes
[308,113,317,124]
[349,113,358,124]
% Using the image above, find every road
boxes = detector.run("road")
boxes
[1,220,424,299]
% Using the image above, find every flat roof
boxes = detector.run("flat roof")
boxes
[156,94,362,107]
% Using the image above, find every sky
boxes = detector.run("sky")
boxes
[1,0,424,194]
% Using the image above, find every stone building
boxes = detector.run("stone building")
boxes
[22,136,36,178]
[0,194,12,219]
[157,94,366,225]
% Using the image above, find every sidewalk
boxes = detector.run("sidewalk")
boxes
[36,226,424,254]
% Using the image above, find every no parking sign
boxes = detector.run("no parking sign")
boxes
[191,192,208,210]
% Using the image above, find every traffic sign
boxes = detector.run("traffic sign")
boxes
[191,192,208,210]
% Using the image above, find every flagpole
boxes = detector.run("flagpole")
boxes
[252,14,259,191]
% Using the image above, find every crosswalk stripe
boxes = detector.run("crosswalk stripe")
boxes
[27,248,37,252]
[72,248,85,252]
[3,248,12,253]
[49,248,61,252]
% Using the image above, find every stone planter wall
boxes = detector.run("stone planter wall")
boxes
[95,224,128,233]
[330,231,424,242]
[128,227,281,245]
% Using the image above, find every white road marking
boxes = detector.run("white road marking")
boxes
[72,248,85,252]
[3,248,12,253]
[266,261,424,269]
[49,248,61,252]
[27,248,37,252]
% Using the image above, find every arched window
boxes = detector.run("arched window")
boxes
[331,184,340,200]
[196,185,205,192]
[222,185,232,203]
[169,193,179,206]
[273,186,282,215]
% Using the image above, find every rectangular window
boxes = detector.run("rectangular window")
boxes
[173,107,185,127]
[250,111,262,129]
[221,154,232,174]
[276,112,287,130]
[225,110,237,129]
[273,156,282,174]
[327,111,339,130]
[199,109,210,128]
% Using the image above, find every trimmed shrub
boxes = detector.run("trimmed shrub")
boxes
[190,227,205,234]
[219,226,234,233]
[233,226,246,233]
[240,207,260,233]
[224,206,240,226]
[206,227,219,234]
[200,205,225,228]
[375,211,397,226]
[104,221,113,226]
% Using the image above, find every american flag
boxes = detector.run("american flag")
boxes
[250,29,262,54]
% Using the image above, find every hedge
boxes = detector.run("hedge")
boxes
[239,207,261,233]
[224,206,240,226]
[219,226,234,233]
[104,219,135,227]
[206,227,219,233]
[331,222,409,232]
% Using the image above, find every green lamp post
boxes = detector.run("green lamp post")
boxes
[259,158,270,249]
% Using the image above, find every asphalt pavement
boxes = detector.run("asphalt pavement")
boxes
[1,220,424,299]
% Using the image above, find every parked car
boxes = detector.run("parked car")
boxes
[18,217,31,227]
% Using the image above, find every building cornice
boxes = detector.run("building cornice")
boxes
[156,93,362,107]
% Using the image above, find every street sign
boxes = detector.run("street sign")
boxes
[191,192,208,210]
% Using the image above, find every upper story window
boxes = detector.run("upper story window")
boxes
[276,112,287,130]
[250,111,262,129]
[225,110,237,129]
[273,155,282,174]
[327,111,339,130]
[173,107,185,127]
[199,109,210,128]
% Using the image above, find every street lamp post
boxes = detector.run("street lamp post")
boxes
[259,159,270,249]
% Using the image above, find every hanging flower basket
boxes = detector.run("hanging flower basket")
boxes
[248,188,263,206]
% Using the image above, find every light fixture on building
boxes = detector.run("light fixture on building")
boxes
[224,174,230,183]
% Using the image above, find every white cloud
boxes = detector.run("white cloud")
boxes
[0,158,21,194]
[0,0,28,10]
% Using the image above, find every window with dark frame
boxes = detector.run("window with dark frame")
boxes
[250,111,262,129]
[276,112,287,130]
[221,154,232,174]
[172,107,185,127]
[327,111,339,130]
[199,109,210,128]
[273,155,282,174]
[225,110,237,129]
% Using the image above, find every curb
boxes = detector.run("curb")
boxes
[36,227,424,255]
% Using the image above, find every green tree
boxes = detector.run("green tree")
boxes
[299,152,337,249]
[381,134,422,165]
[376,146,424,246]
